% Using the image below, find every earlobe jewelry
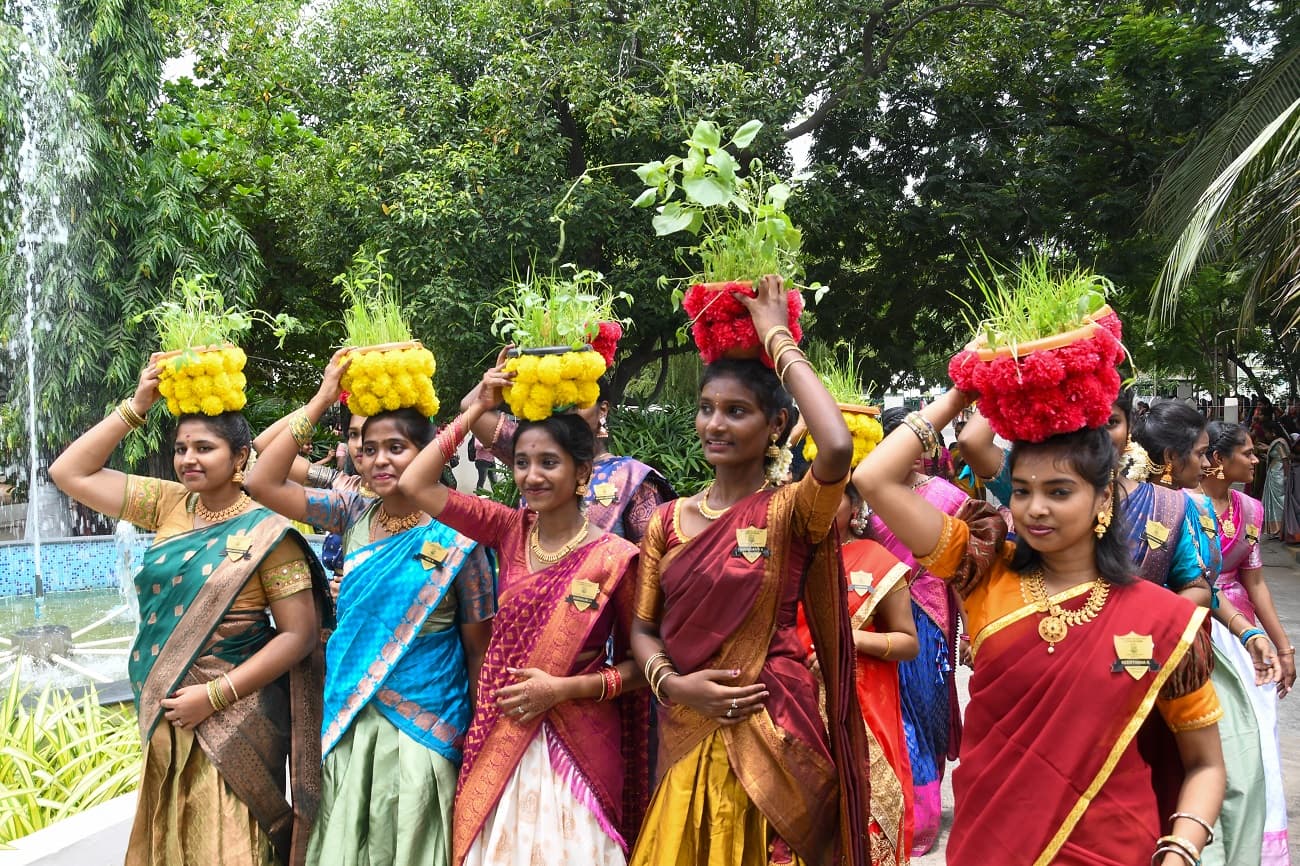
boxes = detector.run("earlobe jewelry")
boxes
[597,414,609,439]
[232,468,245,485]
[1094,501,1112,538]
[765,432,780,461]
[1209,464,1225,480]
[576,480,589,498]
[1157,463,1173,485]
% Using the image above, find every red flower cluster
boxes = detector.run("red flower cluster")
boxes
[681,281,805,366]
[588,321,623,367]
[948,310,1125,443]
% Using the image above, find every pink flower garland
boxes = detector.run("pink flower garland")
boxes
[948,310,1124,442]
[682,281,805,366]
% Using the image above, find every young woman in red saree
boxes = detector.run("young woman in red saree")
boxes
[856,388,1225,866]
[628,275,871,866]
[398,364,648,866]
[795,483,918,865]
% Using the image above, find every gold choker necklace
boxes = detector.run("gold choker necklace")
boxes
[196,493,251,524]
[1019,572,1110,654]
[696,481,773,521]
[530,518,590,563]
[376,506,423,535]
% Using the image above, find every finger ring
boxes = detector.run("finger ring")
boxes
[730,698,738,710]
[516,707,526,716]
[725,707,734,718]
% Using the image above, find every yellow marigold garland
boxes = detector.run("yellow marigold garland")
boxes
[502,350,605,421]
[157,346,249,416]
[802,409,884,468]
[339,343,439,418]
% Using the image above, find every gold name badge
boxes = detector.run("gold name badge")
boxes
[592,482,618,507]
[847,570,875,595]
[1144,520,1170,548]
[566,578,601,612]
[734,527,769,564]
[1246,524,1260,544]
[417,541,449,570]
[1112,631,1157,681]
[1199,513,1216,536]
[225,531,254,563]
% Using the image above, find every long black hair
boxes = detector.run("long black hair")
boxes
[699,358,798,445]
[361,408,436,448]
[1132,400,1206,468]
[176,412,252,469]
[1007,426,1134,585]
[1206,421,1249,462]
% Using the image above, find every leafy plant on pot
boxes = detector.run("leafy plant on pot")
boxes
[334,248,440,418]
[948,251,1126,443]
[632,119,823,365]
[492,265,630,421]
[800,344,883,467]
[137,272,300,416]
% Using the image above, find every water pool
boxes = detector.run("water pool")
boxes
[0,590,135,689]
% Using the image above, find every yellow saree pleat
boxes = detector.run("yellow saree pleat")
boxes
[630,732,807,866]
[126,723,276,866]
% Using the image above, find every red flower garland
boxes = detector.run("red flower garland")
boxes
[948,310,1124,443]
[589,321,623,367]
[681,281,805,366]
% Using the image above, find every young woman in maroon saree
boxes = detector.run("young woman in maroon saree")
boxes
[398,370,648,866]
[795,483,918,866]
[857,388,1226,866]
[627,275,871,866]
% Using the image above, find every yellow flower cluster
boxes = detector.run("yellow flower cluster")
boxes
[340,344,439,418]
[802,410,884,468]
[502,350,606,421]
[157,346,248,416]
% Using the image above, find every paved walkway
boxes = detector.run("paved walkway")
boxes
[915,538,1300,863]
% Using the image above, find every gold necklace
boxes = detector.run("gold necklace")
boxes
[1019,571,1110,654]
[195,493,251,523]
[376,505,423,535]
[530,517,590,563]
[696,481,774,521]
[1214,497,1236,537]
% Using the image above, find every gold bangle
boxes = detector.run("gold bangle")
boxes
[651,670,680,706]
[643,652,670,682]
[1228,611,1247,633]
[206,679,227,712]
[771,341,799,372]
[881,633,892,659]
[596,671,608,702]
[762,325,793,356]
[115,400,146,430]
[777,356,813,386]
[1279,648,1296,656]
[288,409,314,449]
[222,672,240,702]
[1155,835,1201,863]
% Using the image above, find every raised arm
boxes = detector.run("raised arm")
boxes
[854,389,972,559]
[244,349,349,523]
[50,363,160,518]
[957,410,1006,480]
[742,274,852,481]
[251,410,319,486]
[399,349,513,518]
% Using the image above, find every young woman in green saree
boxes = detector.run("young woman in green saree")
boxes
[50,363,331,866]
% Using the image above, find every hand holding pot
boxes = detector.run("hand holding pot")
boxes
[734,274,790,343]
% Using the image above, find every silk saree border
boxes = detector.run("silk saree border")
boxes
[849,561,911,632]
[1032,605,1209,866]
[969,581,1094,660]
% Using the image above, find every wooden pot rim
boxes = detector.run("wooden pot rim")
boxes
[506,345,593,357]
[966,304,1114,361]
[343,340,425,355]
[838,402,881,417]
[150,343,236,364]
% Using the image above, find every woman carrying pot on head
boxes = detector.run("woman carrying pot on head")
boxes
[627,275,871,866]
[857,389,1225,865]
[244,350,496,866]
[854,406,968,857]
[1134,398,1282,866]
[460,377,674,544]
[49,363,331,866]
[397,357,649,866]
[1202,420,1293,865]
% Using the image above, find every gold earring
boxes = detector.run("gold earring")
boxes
[765,432,780,461]
[1094,502,1111,538]
[576,480,589,498]
[232,469,245,485]
[1210,465,1225,480]
[1158,463,1173,485]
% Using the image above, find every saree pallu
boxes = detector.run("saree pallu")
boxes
[310,521,485,866]
[796,540,913,865]
[634,479,870,866]
[868,476,966,855]
[454,534,646,865]
[128,509,331,866]
[1263,438,1290,536]
[1119,481,1209,591]
[952,581,1208,865]
[1211,492,1289,866]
